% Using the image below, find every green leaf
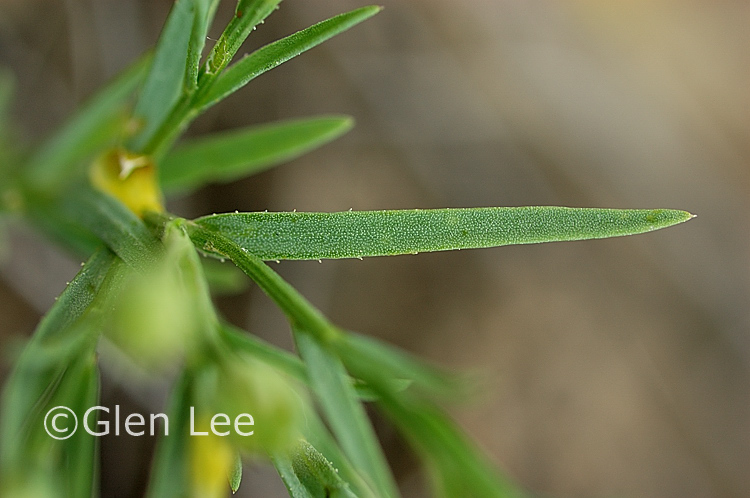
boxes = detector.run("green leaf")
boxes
[220,323,406,404]
[25,199,106,257]
[58,355,100,498]
[228,451,242,494]
[185,220,337,343]
[220,323,307,383]
[297,409,378,498]
[57,188,162,268]
[130,0,203,151]
[23,248,117,345]
[273,453,316,498]
[161,115,353,193]
[290,440,358,498]
[194,207,694,261]
[24,54,151,191]
[333,332,466,400]
[197,6,381,110]
[147,373,193,498]
[1,351,101,496]
[202,258,249,295]
[376,391,524,498]
[185,0,221,91]
[202,0,282,77]
[0,250,117,480]
[294,330,398,498]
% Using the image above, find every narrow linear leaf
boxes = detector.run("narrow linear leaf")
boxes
[198,6,381,110]
[25,54,151,190]
[273,453,316,498]
[58,188,162,268]
[2,350,101,495]
[221,323,404,405]
[228,451,242,494]
[195,207,694,261]
[202,258,249,295]
[1,336,96,474]
[294,330,399,498]
[185,0,221,91]
[138,0,281,158]
[161,116,354,193]
[130,0,200,151]
[202,0,282,77]
[376,391,524,498]
[0,249,121,469]
[147,373,193,498]
[298,408,378,498]
[26,198,108,257]
[183,220,497,497]
[60,356,100,498]
[290,440,358,498]
[333,332,466,400]
[220,323,307,383]
[24,248,116,343]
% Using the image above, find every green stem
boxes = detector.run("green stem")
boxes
[184,220,340,344]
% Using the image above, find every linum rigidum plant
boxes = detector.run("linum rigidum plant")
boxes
[0,1,693,497]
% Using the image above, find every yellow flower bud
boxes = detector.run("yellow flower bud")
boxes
[189,416,235,498]
[89,147,163,217]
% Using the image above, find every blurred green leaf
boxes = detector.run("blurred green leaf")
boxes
[202,258,249,295]
[130,0,206,151]
[102,221,215,372]
[202,0,281,77]
[1,351,101,497]
[197,6,381,110]
[147,373,193,498]
[376,391,524,498]
[56,355,100,498]
[25,198,106,258]
[195,207,694,261]
[0,250,118,483]
[57,188,162,268]
[220,323,307,383]
[294,330,398,498]
[334,332,464,400]
[161,116,353,193]
[220,324,406,404]
[25,54,151,191]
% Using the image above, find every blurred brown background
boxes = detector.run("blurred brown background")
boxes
[1,0,749,496]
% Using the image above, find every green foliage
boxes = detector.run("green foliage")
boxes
[195,207,692,260]
[0,1,694,497]
[290,440,358,498]
[25,55,152,191]
[197,6,382,110]
[161,116,353,193]
[295,330,398,498]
